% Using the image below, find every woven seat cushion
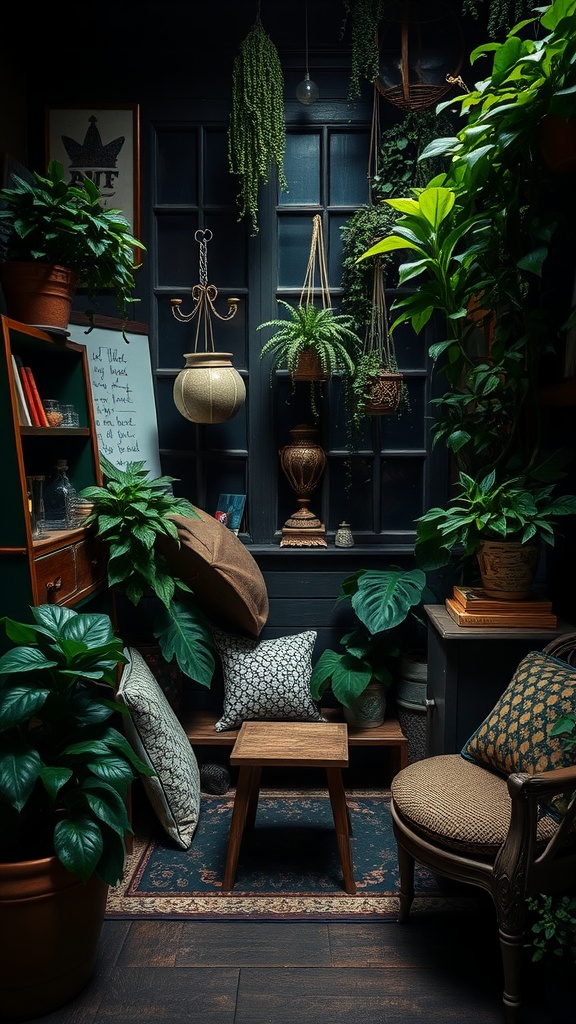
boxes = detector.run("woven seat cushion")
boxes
[391,754,559,856]
[155,509,269,638]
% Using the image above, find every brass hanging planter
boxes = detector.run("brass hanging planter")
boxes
[171,230,245,424]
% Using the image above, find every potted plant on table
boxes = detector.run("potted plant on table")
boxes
[0,603,152,1019]
[310,566,429,727]
[79,455,216,689]
[414,467,576,599]
[0,159,145,334]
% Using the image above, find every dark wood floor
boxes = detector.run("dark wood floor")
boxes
[7,771,557,1024]
[10,905,557,1024]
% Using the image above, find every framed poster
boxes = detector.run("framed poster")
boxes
[46,104,141,259]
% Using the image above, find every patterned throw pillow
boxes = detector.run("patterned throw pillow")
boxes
[117,647,201,849]
[213,629,325,732]
[461,650,576,817]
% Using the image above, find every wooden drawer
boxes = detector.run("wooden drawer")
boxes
[33,535,106,606]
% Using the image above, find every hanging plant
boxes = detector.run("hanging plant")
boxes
[341,0,386,103]
[228,9,288,235]
[460,0,535,38]
[258,215,361,418]
[347,257,409,441]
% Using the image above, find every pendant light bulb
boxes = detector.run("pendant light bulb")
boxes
[296,0,319,105]
[296,73,319,105]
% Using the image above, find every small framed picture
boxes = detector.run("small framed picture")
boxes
[46,104,141,260]
[215,494,247,535]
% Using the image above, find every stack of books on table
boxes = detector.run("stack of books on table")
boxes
[445,585,557,628]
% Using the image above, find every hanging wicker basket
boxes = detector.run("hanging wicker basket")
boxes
[363,370,404,416]
[375,1,464,112]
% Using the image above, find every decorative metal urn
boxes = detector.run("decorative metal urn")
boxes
[279,424,327,547]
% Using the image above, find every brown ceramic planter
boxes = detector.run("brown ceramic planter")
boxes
[291,348,328,382]
[0,854,108,1020]
[476,539,539,601]
[0,262,78,330]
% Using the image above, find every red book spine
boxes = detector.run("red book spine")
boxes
[22,367,49,427]
[18,366,41,425]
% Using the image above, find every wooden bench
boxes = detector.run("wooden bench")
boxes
[180,707,409,783]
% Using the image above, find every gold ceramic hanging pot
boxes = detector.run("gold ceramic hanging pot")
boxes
[173,352,246,424]
[171,229,245,424]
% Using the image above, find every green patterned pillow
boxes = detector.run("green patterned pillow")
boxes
[461,650,576,817]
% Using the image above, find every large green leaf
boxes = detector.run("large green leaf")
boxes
[349,569,427,635]
[153,601,215,686]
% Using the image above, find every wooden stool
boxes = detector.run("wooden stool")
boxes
[222,720,356,894]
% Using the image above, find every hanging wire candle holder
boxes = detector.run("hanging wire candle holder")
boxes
[171,229,246,424]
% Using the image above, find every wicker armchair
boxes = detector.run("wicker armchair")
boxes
[390,633,576,1024]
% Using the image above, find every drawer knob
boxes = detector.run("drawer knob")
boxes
[46,577,62,603]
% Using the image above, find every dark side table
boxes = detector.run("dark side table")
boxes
[425,604,575,755]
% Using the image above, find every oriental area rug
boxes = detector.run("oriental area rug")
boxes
[106,790,482,921]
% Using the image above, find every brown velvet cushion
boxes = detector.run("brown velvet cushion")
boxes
[156,510,269,637]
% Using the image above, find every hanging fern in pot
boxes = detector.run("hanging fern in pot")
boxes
[228,7,288,235]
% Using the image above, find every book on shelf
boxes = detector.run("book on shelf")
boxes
[13,356,48,427]
[451,585,553,614]
[10,354,32,426]
[22,366,49,427]
[445,596,558,629]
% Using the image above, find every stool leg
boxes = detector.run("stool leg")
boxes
[222,766,254,891]
[325,768,356,895]
[245,766,262,830]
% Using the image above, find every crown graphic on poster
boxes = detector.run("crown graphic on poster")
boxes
[61,116,125,172]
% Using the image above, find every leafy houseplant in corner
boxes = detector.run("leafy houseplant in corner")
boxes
[414,468,576,599]
[0,603,152,1020]
[0,159,145,333]
[310,567,427,727]
[79,455,216,687]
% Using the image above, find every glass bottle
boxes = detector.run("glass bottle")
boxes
[43,459,77,530]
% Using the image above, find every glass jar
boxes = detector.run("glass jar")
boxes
[43,459,77,530]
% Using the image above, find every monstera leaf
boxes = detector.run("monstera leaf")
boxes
[345,568,427,635]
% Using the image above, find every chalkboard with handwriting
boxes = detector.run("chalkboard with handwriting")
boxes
[68,315,162,478]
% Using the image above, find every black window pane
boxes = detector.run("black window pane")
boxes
[204,129,237,206]
[380,458,424,529]
[156,131,198,205]
[281,132,321,206]
[329,132,370,206]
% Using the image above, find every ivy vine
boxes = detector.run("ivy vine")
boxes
[228,12,288,235]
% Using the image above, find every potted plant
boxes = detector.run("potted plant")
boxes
[0,603,152,1019]
[258,298,361,416]
[0,159,145,332]
[414,467,576,597]
[79,455,216,687]
[310,566,428,727]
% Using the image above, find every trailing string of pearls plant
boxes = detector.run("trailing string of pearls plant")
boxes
[228,3,288,235]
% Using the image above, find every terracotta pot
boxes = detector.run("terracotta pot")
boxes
[173,352,246,424]
[476,539,539,601]
[0,854,108,1020]
[0,262,78,330]
[364,370,404,415]
[291,348,328,382]
[343,682,387,729]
